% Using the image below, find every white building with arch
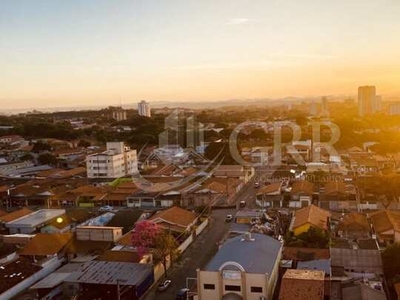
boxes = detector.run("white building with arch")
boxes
[196,233,282,300]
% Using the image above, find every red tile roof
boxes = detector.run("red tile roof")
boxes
[338,213,369,231]
[292,205,331,231]
[370,210,400,233]
[149,206,198,228]
[19,233,73,256]
[291,181,314,195]
[0,208,33,223]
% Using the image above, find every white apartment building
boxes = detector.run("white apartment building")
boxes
[389,102,400,115]
[138,100,151,117]
[86,142,138,178]
[112,109,127,122]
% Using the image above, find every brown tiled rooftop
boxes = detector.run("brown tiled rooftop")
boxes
[18,233,73,256]
[292,205,331,231]
[0,208,33,223]
[149,206,198,227]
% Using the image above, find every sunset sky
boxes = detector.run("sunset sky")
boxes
[1,0,400,109]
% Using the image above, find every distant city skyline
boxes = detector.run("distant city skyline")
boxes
[2,0,400,109]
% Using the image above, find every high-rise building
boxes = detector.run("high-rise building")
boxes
[389,102,400,115]
[86,142,138,178]
[309,101,318,116]
[321,96,329,116]
[358,86,381,116]
[112,108,127,122]
[138,100,151,117]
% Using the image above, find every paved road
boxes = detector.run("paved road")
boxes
[142,208,236,300]
[143,168,276,300]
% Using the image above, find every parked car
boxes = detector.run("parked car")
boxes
[176,288,189,300]
[254,182,260,188]
[225,214,233,222]
[239,200,246,208]
[99,205,113,212]
[157,279,172,292]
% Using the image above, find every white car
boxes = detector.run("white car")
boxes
[157,279,172,292]
[225,215,234,222]
[254,182,260,188]
[99,205,113,212]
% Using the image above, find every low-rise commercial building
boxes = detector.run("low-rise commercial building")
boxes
[197,233,282,300]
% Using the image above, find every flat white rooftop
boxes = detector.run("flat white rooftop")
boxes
[5,209,65,228]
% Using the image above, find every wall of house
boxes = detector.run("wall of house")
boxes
[395,231,400,243]
[293,223,312,236]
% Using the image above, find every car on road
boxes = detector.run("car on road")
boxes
[225,214,233,222]
[99,205,113,212]
[239,200,246,208]
[157,279,172,292]
[254,182,260,188]
[176,288,189,300]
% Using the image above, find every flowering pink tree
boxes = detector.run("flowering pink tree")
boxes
[131,220,160,258]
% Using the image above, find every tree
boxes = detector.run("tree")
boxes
[38,153,57,166]
[382,243,400,281]
[32,141,52,153]
[153,230,179,277]
[285,227,330,249]
[20,153,34,161]
[77,139,91,148]
[204,142,240,165]
[131,220,160,258]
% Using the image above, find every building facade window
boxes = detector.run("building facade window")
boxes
[251,286,263,293]
[225,285,241,292]
[203,284,215,290]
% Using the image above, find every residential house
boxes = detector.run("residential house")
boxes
[0,135,25,145]
[196,233,282,300]
[290,181,314,208]
[319,181,357,211]
[183,177,242,207]
[337,213,370,239]
[256,182,283,208]
[149,206,198,234]
[350,154,380,175]
[18,233,73,258]
[5,209,66,234]
[279,269,325,300]
[0,208,32,232]
[290,205,331,236]
[64,236,111,261]
[213,165,255,184]
[126,190,162,208]
[370,210,400,244]
[40,214,74,234]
